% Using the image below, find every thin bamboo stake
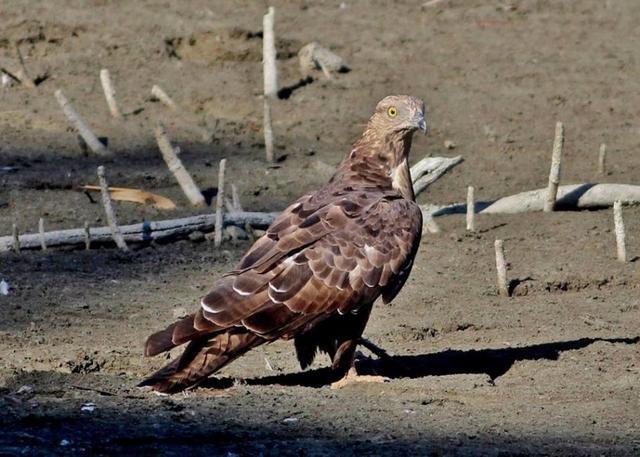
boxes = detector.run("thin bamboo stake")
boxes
[466,186,475,231]
[613,200,626,262]
[543,121,564,212]
[97,166,129,252]
[598,143,607,176]
[154,122,205,207]
[263,7,278,98]
[38,218,47,251]
[214,159,227,247]
[13,42,36,89]
[84,221,91,250]
[151,85,178,110]
[12,224,20,254]
[494,239,509,297]
[99,69,122,119]
[263,99,274,163]
[263,6,277,163]
[151,85,212,142]
[55,89,113,157]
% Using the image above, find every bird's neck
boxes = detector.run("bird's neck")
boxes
[333,128,416,201]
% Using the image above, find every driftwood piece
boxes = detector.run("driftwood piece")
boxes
[426,184,640,217]
[298,42,348,79]
[411,155,463,196]
[154,122,205,207]
[214,159,227,247]
[97,166,129,251]
[55,89,113,157]
[100,69,122,119]
[544,122,564,212]
[0,212,279,252]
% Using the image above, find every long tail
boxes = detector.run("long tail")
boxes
[139,317,265,394]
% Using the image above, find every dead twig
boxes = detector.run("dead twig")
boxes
[466,186,475,231]
[100,69,123,119]
[97,166,129,251]
[55,89,113,157]
[154,122,205,207]
[544,122,564,212]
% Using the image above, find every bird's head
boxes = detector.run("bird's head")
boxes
[368,95,427,136]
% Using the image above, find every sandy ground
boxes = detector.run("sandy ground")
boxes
[1,0,639,455]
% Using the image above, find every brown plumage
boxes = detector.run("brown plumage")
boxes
[139,95,426,393]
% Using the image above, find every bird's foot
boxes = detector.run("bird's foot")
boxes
[330,366,389,389]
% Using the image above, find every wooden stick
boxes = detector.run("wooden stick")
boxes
[0,212,279,252]
[154,122,205,207]
[97,166,129,252]
[214,159,227,247]
[99,69,122,119]
[12,224,20,254]
[263,98,274,163]
[13,42,36,89]
[55,89,113,157]
[598,143,607,176]
[84,221,91,250]
[543,121,564,212]
[613,200,626,262]
[151,85,178,110]
[38,218,47,251]
[263,6,277,162]
[151,85,212,143]
[263,7,278,98]
[494,239,509,297]
[466,186,475,231]
[231,184,242,211]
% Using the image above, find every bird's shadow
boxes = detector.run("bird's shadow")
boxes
[199,336,639,390]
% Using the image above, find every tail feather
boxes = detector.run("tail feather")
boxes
[139,330,265,394]
[143,313,219,357]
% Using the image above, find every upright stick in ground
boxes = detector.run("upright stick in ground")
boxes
[598,143,607,176]
[154,122,205,207]
[55,89,113,157]
[494,239,509,297]
[38,218,47,251]
[100,69,123,119]
[543,121,564,212]
[466,186,475,231]
[151,85,212,143]
[12,224,20,254]
[84,221,91,250]
[214,159,227,247]
[13,42,36,89]
[97,166,129,252]
[263,6,277,162]
[613,200,626,262]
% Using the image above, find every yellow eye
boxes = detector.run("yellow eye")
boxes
[387,106,397,117]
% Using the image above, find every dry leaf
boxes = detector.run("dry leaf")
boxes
[81,185,176,210]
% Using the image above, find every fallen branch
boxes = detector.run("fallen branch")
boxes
[410,155,463,196]
[425,183,640,217]
[0,212,279,252]
[55,89,113,157]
